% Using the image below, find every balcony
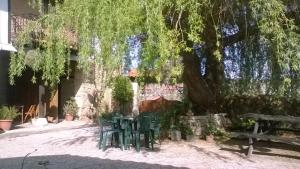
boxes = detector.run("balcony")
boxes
[10,13,78,51]
[10,14,38,43]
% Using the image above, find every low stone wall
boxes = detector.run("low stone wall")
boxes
[180,116,207,137]
[180,114,231,137]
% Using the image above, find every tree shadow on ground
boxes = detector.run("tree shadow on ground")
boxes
[187,144,232,163]
[42,131,162,154]
[43,135,97,146]
[0,154,188,169]
[0,124,97,139]
[42,127,99,146]
[220,138,300,160]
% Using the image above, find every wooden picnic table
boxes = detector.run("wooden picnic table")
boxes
[231,113,300,157]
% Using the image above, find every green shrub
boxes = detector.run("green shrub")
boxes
[112,76,133,113]
[0,106,19,120]
[179,122,193,137]
[231,118,256,131]
[219,95,300,118]
[205,115,226,137]
[63,97,78,116]
[160,103,184,137]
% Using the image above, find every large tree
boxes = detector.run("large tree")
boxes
[10,0,300,114]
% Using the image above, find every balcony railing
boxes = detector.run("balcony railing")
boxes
[10,14,78,48]
[10,14,38,42]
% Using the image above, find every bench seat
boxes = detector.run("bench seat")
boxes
[230,132,300,146]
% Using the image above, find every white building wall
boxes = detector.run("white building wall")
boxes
[0,0,9,44]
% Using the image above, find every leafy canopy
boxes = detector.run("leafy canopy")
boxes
[9,0,300,97]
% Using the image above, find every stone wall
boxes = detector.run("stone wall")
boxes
[180,114,231,137]
[74,69,96,120]
[139,83,184,101]
[180,116,207,137]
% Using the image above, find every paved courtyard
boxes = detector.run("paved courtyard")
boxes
[0,121,299,169]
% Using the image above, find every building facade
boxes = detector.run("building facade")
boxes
[0,0,99,122]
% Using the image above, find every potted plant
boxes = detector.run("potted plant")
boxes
[0,106,18,131]
[63,97,78,121]
[170,124,182,141]
[179,122,194,141]
[184,126,194,141]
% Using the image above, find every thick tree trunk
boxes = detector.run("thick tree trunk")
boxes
[182,20,224,115]
[182,51,216,114]
[203,43,224,112]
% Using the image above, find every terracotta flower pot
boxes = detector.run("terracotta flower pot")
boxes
[65,114,74,121]
[185,135,195,142]
[47,116,54,123]
[170,130,181,141]
[0,120,13,131]
[205,134,215,143]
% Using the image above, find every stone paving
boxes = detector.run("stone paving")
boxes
[0,121,299,169]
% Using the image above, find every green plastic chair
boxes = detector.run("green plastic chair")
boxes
[112,114,134,150]
[134,112,161,152]
[120,117,135,150]
[99,117,124,151]
[149,114,161,148]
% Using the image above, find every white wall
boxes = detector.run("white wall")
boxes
[0,0,9,44]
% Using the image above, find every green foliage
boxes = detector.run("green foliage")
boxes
[179,122,193,136]
[222,0,300,97]
[63,97,78,116]
[0,106,19,120]
[220,95,300,117]
[231,118,256,131]
[241,119,256,130]
[160,103,184,135]
[112,76,133,105]
[9,0,300,102]
[99,112,114,120]
[205,115,225,137]
[205,115,218,135]
[10,0,210,86]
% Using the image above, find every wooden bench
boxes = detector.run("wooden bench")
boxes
[231,113,300,157]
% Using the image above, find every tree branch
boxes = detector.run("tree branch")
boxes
[222,25,258,47]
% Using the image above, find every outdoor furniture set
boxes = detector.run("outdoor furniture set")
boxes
[99,112,160,152]
[232,113,300,157]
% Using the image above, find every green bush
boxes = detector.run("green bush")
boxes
[179,122,193,137]
[112,76,133,112]
[205,115,226,137]
[230,118,256,131]
[219,95,300,117]
[0,106,19,120]
[63,97,78,116]
[160,103,184,137]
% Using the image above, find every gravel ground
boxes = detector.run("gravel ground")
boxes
[0,121,299,169]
